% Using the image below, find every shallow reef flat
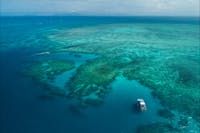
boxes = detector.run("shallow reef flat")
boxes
[48,24,199,56]
[68,58,120,106]
[23,60,75,84]
[48,23,200,125]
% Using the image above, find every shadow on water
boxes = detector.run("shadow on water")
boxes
[131,103,142,114]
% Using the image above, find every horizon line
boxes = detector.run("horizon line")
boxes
[1,15,200,17]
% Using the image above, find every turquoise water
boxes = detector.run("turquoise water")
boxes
[34,52,98,89]
[0,16,200,133]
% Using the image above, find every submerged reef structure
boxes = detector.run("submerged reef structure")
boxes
[67,55,145,106]
[136,122,179,133]
[48,24,200,124]
[157,109,175,119]
[137,113,200,133]
[23,60,75,84]
[68,58,120,106]
[123,57,200,122]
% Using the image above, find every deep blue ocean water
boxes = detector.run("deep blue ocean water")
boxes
[0,16,199,133]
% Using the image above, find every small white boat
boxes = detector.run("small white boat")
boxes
[35,51,51,56]
[136,99,147,111]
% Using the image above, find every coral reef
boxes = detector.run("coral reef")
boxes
[49,24,200,123]
[123,57,200,122]
[23,60,75,83]
[157,109,175,119]
[137,113,200,133]
[68,58,120,106]
[136,122,179,133]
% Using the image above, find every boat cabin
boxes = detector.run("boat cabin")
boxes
[136,99,147,111]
